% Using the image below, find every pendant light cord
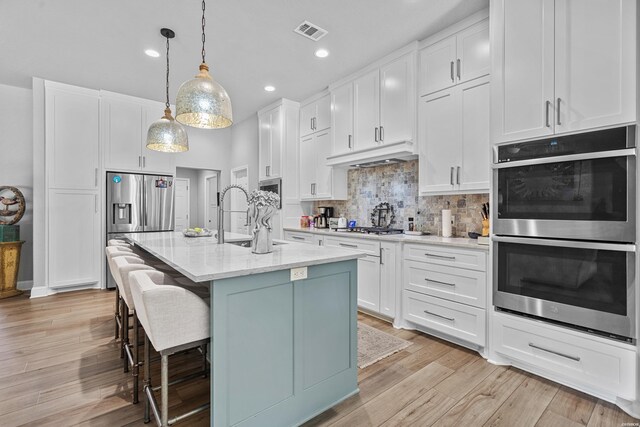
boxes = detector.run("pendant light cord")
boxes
[165,35,171,109]
[201,0,206,64]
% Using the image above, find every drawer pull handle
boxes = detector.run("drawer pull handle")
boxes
[291,236,305,241]
[424,310,455,322]
[528,343,581,362]
[424,253,456,260]
[339,243,358,248]
[425,278,455,287]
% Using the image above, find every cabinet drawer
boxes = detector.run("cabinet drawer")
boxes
[404,244,486,271]
[283,231,314,244]
[494,312,636,400]
[404,260,486,309]
[403,291,485,346]
[323,236,380,256]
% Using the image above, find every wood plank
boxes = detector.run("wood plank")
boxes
[434,357,499,401]
[483,374,559,427]
[536,410,585,427]
[545,386,597,426]
[587,400,640,426]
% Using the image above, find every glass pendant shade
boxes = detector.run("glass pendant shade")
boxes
[146,108,189,153]
[175,63,233,129]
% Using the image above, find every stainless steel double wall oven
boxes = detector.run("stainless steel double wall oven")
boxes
[492,126,637,341]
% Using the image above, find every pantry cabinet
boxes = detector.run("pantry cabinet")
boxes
[419,19,489,96]
[300,94,330,138]
[258,105,283,181]
[102,92,175,175]
[491,0,636,143]
[419,76,490,195]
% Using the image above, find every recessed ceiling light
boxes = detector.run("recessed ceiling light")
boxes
[264,85,275,92]
[315,48,329,58]
[145,49,160,58]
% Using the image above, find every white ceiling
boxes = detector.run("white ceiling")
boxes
[0,0,488,124]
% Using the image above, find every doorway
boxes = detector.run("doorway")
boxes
[174,178,190,231]
[230,166,249,235]
[204,174,219,231]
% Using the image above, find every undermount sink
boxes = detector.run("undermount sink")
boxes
[226,239,286,248]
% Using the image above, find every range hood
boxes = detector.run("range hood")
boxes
[325,140,417,168]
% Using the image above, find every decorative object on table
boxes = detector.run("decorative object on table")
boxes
[146,28,189,153]
[370,202,395,228]
[175,0,233,129]
[248,190,280,254]
[442,202,452,237]
[468,231,480,239]
[183,227,214,238]
[480,202,490,237]
[0,241,24,299]
[0,186,26,225]
[357,322,412,369]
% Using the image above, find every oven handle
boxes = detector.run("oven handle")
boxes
[492,148,636,169]
[492,235,636,252]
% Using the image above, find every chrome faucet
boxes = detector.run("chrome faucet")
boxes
[217,184,250,244]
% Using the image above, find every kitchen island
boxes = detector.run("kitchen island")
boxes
[124,231,365,427]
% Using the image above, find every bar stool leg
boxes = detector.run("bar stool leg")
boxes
[120,298,125,359]
[114,288,120,340]
[123,305,130,373]
[202,344,208,378]
[144,333,151,424]
[133,311,139,404]
[161,354,169,427]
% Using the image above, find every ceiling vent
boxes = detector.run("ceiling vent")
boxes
[294,21,328,41]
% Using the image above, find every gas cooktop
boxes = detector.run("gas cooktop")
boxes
[334,226,405,235]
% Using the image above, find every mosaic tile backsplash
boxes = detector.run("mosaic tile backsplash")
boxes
[312,160,489,237]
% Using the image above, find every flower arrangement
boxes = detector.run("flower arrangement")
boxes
[248,190,280,208]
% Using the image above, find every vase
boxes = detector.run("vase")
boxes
[249,204,277,254]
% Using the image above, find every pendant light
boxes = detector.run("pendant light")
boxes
[175,0,233,129]
[146,28,189,153]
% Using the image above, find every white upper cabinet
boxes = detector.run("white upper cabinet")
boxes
[258,105,283,181]
[300,94,331,137]
[299,131,347,201]
[353,69,380,151]
[554,0,636,133]
[331,83,354,155]
[313,131,333,199]
[102,93,175,175]
[380,54,414,145]
[45,83,100,190]
[419,19,489,97]
[491,0,636,143]
[419,76,490,195]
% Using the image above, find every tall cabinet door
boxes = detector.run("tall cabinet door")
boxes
[419,36,456,96]
[299,136,315,199]
[357,256,381,312]
[491,0,555,143]
[142,102,177,175]
[456,19,490,84]
[102,97,143,172]
[419,88,460,194]
[258,110,272,181]
[459,77,490,192]
[314,95,331,132]
[380,54,414,145]
[331,83,354,155]
[313,131,333,199]
[379,242,397,318]
[269,107,283,179]
[45,85,100,190]
[299,103,316,137]
[48,191,100,288]
[554,0,636,133]
[353,69,380,151]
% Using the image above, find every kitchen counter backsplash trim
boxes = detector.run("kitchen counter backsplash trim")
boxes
[312,160,488,237]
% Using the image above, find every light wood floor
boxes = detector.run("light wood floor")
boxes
[0,290,637,427]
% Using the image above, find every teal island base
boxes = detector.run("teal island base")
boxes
[210,259,358,426]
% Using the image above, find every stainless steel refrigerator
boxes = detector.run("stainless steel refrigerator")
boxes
[106,172,174,287]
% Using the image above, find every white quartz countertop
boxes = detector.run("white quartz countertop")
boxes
[283,227,489,251]
[124,231,366,282]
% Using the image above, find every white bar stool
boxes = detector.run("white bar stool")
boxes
[106,246,144,344]
[112,255,157,404]
[129,270,210,427]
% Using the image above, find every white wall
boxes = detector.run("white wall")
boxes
[175,167,200,228]
[229,115,259,192]
[0,84,33,286]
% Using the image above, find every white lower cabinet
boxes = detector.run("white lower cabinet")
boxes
[403,243,487,348]
[357,255,381,312]
[283,230,315,244]
[493,312,636,400]
[48,190,100,288]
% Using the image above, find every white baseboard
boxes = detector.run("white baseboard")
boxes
[29,283,101,298]
[29,286,48,298]
[17,280,34,290]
